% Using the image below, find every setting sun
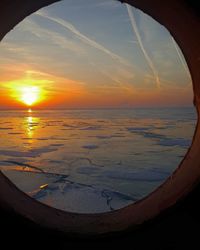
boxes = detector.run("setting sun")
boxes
[2,74,52,108]
[20,86,40,106]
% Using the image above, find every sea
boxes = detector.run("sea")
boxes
[0,107,196,213]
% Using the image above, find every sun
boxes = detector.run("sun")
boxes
[20,86,40,106]
[5,73,51,108]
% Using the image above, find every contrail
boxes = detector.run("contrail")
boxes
[171,37,191,80]
[36,11,130,67]
[126,4,161,88]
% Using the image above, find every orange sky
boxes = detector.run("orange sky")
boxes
[0,1,193,109]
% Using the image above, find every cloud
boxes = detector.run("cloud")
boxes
[19,19,85,55]
[93,0,120,8]
[171,37,191,82]
[35,10,131,67]
[126,4,161,89]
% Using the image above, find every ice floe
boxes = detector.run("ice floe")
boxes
[82,144,99,150]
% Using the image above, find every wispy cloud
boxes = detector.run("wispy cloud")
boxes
[93,0,120,8]
[126,4,161,89]
[35,10,131,67]
[20,19,85,55]
[171,37,191,81]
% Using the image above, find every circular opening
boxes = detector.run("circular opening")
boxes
[2,1,199,236]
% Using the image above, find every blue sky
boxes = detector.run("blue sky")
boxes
[0,0,193,108]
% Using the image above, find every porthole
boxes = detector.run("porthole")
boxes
[0,0,199,236]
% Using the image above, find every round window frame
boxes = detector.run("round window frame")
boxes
[0,0,200,237]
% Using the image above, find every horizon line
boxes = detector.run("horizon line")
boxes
[0,105,194,111]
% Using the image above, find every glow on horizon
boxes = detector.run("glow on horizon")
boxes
[3,76,50,108]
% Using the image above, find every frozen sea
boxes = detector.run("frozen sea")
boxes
[0,108,196,213]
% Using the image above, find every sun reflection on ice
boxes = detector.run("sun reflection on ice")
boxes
[27,116,34,138]
[24,109,39,143]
